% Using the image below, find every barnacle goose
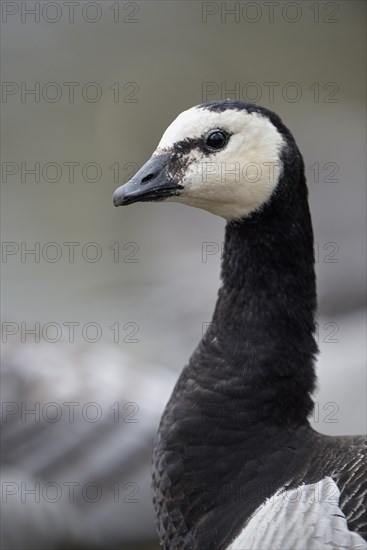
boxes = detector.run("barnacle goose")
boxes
[113,101,367,550]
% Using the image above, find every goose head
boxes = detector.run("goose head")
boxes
[113,101,301,221]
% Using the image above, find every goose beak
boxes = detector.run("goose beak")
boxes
[113,152,183,207]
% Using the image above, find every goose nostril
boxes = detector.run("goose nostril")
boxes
[141,173,156,185]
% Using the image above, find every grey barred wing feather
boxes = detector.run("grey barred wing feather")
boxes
[334,439,367,538]
[228,478,367,550]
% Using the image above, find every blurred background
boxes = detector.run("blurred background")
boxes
[1,1,366,548]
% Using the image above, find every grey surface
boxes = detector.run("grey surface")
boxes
[1,1,366,548]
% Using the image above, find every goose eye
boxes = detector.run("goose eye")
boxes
[205,131,228,150]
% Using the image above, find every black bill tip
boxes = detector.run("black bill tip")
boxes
[113,184,138,207]
[113,152,183,208]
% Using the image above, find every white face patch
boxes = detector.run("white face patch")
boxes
[154,106,285,221]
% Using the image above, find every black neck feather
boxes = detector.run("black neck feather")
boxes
[212,181,317,424]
